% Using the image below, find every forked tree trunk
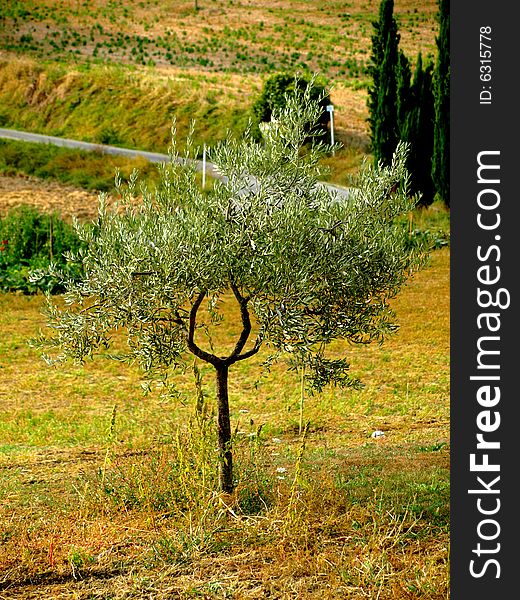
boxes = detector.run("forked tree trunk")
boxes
[215,364,233,493]
[187,286,261,494]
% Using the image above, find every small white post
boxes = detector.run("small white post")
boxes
[326,104,335,155]
[202,144,206,190]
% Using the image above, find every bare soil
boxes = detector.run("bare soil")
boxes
[0,174,99,221]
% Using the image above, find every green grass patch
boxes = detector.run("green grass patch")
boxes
[0,138,160,192]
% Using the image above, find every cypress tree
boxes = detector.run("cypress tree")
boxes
[402,54,435,206]
[367,0,400,165]
[396,50,411,136]
[432,0,450,206]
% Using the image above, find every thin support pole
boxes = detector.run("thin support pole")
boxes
[299,366,305,436]
[202,144,206,190]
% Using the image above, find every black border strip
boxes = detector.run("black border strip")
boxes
[451,1,518,596]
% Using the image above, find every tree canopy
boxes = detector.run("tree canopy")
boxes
[401,53,435,206]
[432,0,450,205]
[367,0,400,166]
[34,85,426,492]
[368,0,449,206]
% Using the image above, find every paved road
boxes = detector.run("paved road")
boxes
[0,127,351,199]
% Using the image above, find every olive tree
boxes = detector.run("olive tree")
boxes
[34,86,424,493]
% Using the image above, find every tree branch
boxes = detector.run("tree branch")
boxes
[149,306,188,327]
[232,336,263,363]
[79,300,107,314]
[229,278,252,359]
[187,291,222,366]
[131,270,156,277]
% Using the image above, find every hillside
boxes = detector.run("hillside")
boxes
[0,1,440,184]
[0,1,438,78]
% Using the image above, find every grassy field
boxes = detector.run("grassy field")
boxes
[0,236,449,598]
[0,138,166,193]
[0,1,438,78]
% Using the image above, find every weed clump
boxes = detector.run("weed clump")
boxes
[0,205,83,293]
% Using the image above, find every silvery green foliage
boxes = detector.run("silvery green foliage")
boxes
[34,85,424,395]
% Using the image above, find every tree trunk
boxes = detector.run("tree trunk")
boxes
[215,364,234,493]
[187,286,260,493]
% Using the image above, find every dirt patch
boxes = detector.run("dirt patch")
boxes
[0,175,99,222]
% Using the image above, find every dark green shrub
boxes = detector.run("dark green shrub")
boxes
[0,206,83,293]
[97,127,123,146]
[251,72,331,142]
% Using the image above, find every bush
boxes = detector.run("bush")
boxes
[0,206,83,293]
[251,72,331,142]
[0,140,56,176]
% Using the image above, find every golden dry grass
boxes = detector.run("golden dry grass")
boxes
[0,242,449,599]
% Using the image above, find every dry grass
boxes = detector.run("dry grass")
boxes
[0,238,449,598]
[0,174,99,221]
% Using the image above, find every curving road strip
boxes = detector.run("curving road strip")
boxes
[0,127,351,199]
